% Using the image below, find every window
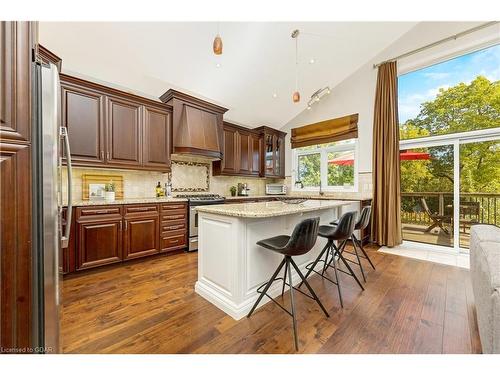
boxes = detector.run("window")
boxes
[293,139,358,192]
[398,43,500,252]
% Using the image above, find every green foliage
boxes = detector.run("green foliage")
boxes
[400,76,500,195]
[297,153,320,187]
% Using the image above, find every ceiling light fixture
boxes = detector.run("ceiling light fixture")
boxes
[291,29,300,103]
[213,23,223,55]
[306,86,331,109]
[272,93,278,98]
[309,58,315,64]
[215,63,221,68]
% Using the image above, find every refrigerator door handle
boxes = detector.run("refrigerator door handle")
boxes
[60,126,72,249]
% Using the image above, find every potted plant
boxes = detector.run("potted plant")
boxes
[230,186,237,197]
[104,181,116,202]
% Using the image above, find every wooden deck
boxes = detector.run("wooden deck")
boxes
[403,223,471,248]
[61,245,481,354]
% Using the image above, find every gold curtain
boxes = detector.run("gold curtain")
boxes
[290,114,358,149]
[371,62,402,247]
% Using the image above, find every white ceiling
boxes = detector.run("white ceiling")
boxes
[39,22,416,128]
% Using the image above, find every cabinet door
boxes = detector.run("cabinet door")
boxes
[274,134,285,178]
[0,22,31,143]
[107,97,142,167]
[61,83,105,165]
[250,133,261,175]
[143,105,171,171]
[238,130,251,174]
[263,133,274,176]
[123,216,159,260]
[221,126,238,174]
[77,219,122,270]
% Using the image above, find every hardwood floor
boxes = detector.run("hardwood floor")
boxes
[61,245,482,354]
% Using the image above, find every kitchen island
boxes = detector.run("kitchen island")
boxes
[195,199,354,319]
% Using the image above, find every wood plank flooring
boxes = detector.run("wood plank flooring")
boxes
[61,245,482,354]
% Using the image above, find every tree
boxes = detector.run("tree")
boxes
[400,76,500,195]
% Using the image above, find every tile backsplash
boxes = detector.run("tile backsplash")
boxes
[62,154,275,201]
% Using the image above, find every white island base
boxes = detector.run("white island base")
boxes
[194,200,353,320]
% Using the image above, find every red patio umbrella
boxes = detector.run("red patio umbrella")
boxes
[328,150,430,166]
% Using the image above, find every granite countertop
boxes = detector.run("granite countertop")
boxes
[196,199,353,218]
[66,197,188,207]
[223,193,373,201]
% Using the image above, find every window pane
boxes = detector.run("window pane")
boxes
[398,44,500,140]
[297,153,321,187]
[327,150,354,187]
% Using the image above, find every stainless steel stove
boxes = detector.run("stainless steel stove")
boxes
[175,194,225,251]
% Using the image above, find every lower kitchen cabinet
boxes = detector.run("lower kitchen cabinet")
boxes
[77,219,123,270]
[123,204,160,260]
[67,202,188,273]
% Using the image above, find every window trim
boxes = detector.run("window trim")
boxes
[292,140,359,193]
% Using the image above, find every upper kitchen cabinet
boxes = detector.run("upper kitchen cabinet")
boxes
[37,44,62,71]
[60,76,106,165]
[142,105,172,171]
[213,122,261,177]
[106,96,142,168]
[255,126,286,178]
[0,22,33,143]
[159,89,227,159]
[59,74,173,172]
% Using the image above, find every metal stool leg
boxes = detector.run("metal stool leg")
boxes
[353,235,376,270]
[247,258,286,317]
[286,257,299,351]
[351,237,366,282]
[330,252,343,308]
[298,242,330,288]
[334,245,365,291]
[289,258,329,318]
[281,260,289,297]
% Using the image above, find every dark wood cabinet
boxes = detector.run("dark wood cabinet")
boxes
[66,202,187,273]
[106,96,142,167]
[255,126,286,178]
[160,202,188,253]
[61,82,106,165]
[0,21,35,351]
[123,204,160,260]
[59,74,173,172]
[213,122,261,177]
[75,206,123,270]
[143,105,172,171]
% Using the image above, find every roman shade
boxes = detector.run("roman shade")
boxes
[290,113,358,149]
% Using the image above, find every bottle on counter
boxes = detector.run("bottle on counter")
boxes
[165,182,172,198]
[156,181,163,198]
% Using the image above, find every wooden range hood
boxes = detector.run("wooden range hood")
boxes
[160,89,228,159]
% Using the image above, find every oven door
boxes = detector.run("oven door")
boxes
[189,206,198,237]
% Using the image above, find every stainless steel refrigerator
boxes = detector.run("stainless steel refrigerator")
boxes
[32,60,73,353]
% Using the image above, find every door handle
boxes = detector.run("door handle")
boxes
[60,126,72,249]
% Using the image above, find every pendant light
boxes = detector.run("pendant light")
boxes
[291,29,300,103]
[213,22,223,55]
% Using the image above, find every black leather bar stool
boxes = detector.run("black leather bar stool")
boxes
[331,206,375,282]
[247,217,329,351]
[299,211,364,308]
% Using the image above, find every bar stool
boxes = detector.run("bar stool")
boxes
[299,211,364,308]
[247,217,329,351]
[331,206,375,282]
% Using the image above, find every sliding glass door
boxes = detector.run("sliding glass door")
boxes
[400,144,454,248]
[400,131,500,253]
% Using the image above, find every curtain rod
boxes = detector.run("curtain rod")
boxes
[373,21,499,69]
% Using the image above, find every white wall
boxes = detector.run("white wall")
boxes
[280,21,500,177]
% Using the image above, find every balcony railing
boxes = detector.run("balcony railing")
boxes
[401,192,500,227]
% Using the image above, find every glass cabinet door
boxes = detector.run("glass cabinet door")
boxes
[265,134,273,175]
[275,135,281,176]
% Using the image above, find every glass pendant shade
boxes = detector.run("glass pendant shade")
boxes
[292,91,300,103]
[213,35,223,55]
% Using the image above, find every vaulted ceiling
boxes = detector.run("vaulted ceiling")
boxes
[39,22,417,128]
